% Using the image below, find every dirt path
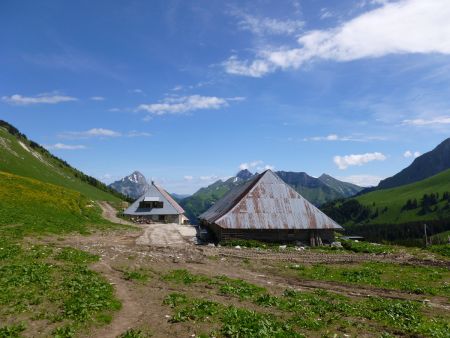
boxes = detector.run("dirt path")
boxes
[98,201,134,226]
[136,223,196,247]
[89,261,143,338]
[44,204,448,337]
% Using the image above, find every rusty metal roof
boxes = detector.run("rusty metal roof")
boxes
[199,170,342,230]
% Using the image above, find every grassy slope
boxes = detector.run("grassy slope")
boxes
[0,172,125,336]
[356,169,450,224]
[0,171,116,237]
[0,126,119,201]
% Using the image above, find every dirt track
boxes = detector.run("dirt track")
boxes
[98,201,134,226]
[51,202,449,337]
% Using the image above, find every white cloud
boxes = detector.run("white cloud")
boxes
[239,160,263,170]
[59,128,122,139]
[137,95,242,115]
[200,175,218,181]
[45,143,86,150]
[334,152,386,170]
[403,150,421,158]
[59,128,151,139]
[339,174,384,187]
[2,93,77,105]
[101,173,112,180]
[130,89,144,94]
[239,160,275,172]
[225,0,450,77]
[223,56,273,78]
[263,165,275,171]
[308,134,339,141]
[403,116,450,126]
[127,131,151,137]
[320,8,334,19]
[108,108,120,112]
[304,134,387,142]
[233,12,304,36]
[90,96,105,101]
[184,175,194,181]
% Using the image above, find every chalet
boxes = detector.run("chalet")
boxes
[199,170,342,245]
[124,181,188,224]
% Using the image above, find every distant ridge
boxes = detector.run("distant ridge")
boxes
[180,169,363,223]
[378,138,450,190]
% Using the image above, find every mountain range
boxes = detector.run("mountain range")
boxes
[179,169,363,223]
[2,119,450,241]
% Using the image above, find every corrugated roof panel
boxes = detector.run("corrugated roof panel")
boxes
[199,174,262,223]
[200,170,342,230]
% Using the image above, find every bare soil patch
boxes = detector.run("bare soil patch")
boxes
[34,202,449,337]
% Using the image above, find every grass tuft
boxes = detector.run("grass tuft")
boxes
[55,247,99,264]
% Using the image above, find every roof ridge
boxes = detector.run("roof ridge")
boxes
[154,182,185,214]
[209,170,267,223]
[200,170,342,230]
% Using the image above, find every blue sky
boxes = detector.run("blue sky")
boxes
[1,0,450,194]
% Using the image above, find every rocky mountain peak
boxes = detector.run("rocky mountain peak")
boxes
[110,171,149,199]
[236,169,253,180]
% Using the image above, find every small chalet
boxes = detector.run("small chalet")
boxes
[124,181,188,224]
[199,170,342,245]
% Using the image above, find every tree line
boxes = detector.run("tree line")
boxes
[401,192,450,215]
[345,220,450,246]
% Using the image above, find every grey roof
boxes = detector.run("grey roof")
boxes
[124,182,185,216]
[144,196,160,202]
[199,170,342,230]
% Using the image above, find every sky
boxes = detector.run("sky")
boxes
[1,0,450,194]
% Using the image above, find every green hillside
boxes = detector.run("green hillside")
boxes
[322,169,450,232]
[0,171,116,237]
[321,170,450,245]
[181,178,236,222]
[356,169,450,224]
[0,121,122,201]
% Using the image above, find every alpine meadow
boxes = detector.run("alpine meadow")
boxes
[1,1,449,337]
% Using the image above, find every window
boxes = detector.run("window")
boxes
[139,201,164,208]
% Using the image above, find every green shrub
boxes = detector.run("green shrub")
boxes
[123,270,149,283]
[217,276,266,299]
[341,240,393,254]
[55,248,99,264]
[162,269,210,285]
[221,306,303,338]
[0,323,26,338]
[428,244,450,257]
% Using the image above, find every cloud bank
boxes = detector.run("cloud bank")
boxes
[137,95,243,116]
[334,152,386,169]
[2,93,77,105]
[225,0,450,77]
[46,143,86,150]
